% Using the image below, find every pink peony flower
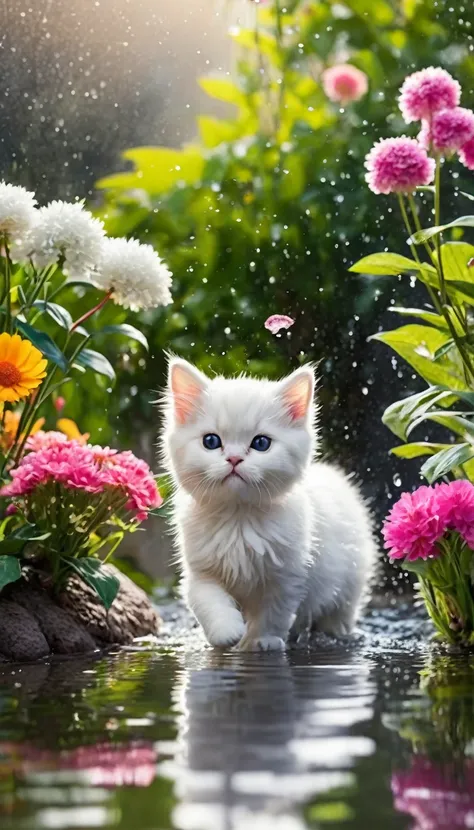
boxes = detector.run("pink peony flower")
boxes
[264,314,295,335]
[383,485,447,561]
[365,137,436,195]
[322,64,368,105]
[418,107,474,153]
[399,67,461,123]
[435,480,474,548]
[459,136,474,170]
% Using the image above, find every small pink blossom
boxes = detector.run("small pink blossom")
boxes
[418,107,474,153]
[399,67,461,123]
[382,485,447,561]
[365,137,435,195]
[322,64,368,105]
[436,480,474,548]
[54,396,66,413]
[264,314,295,335]
[459,136,474,171]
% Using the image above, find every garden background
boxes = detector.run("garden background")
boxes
[2,0,473,586]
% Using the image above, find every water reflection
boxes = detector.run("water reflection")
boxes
[166,649,376,830]
[0,617,472,829]
[386,654,474,830]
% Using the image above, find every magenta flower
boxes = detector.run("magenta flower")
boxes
[365,137,435,195]
[393,757,474,830]
[322,64,368,105]
[399,67,461,123]
[436,480,474,548]
[1,440,161,521]
[459,136,474,170]
[382,485,447,561]
[419,107,474,153]
[265,314,295,335]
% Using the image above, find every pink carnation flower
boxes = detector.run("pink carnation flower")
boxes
[399,67,461,123]
[393,757,474,830]
[264,314,295,335]
[1,440,161,522]
[383,485,447,561]
[435,480,474,548]
[419,107,474,153]
[322,64,368,105]
[25,430,69,453]
[365,137,435,195]
[459,136,474,170]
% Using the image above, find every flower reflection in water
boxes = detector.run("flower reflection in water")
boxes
[392,757,474,830]
[0,740,157,788]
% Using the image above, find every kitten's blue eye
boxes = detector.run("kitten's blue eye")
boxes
[250,435,272,452]
[203,433,222,450]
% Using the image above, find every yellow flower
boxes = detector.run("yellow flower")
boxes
[0,333,47,403]
[0,409,45,451]
[57,418,90,444]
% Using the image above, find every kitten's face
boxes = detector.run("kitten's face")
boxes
[164,359,315,504]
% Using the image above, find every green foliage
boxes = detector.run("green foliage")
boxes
[95,0,474,459]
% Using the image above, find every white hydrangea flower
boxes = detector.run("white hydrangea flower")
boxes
[13,200,105,279]
[0,181,37,241]
[92,236,173,311]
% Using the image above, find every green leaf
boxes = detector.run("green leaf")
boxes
[198,77,246,108]
[75,348,115,381]
[409,412,474,441]
[409,216,474,244]
[97,146,204,194]
[388,307,450,331]
[420,443,474,483]
[65,558,120,610]
[32,301,73,330]
[439,242,474,284]
[15,319,68,372]
[445,280,474,303]
[390,442,452,459]
[0,524,52,554]
[382,387,454,441]
[155,472,174,503]
[370,325,466,389]
[433,340,455,361]
[403,559,432,578]
[97,324,148,351]
[349,252,436,276]
[0,555,21,591]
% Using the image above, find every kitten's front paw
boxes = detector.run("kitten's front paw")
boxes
[206,613,246,649]
[239,635,286,652]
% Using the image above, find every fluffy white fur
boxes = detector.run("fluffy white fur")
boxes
[162,357,377,651]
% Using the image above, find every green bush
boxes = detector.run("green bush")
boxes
[92,0,474,463]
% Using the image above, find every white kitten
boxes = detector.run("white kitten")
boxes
[162,357,377,651]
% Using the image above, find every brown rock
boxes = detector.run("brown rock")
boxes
[0,600,50,661]
[59,565,161,644]
[9,584,96,655]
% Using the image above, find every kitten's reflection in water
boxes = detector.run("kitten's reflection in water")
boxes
[166,649,375,830]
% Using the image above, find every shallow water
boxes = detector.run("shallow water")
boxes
[0,604,473,830]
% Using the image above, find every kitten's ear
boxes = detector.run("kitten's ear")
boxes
[168,358,208,424]
[278,366,314,422]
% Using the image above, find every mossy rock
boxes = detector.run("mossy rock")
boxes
[0,565,161,662]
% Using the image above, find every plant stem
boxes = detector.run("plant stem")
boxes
[70,290,112,333]
[3,239,12,334]
[434,158,447,305]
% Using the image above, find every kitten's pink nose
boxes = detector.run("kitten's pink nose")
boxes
[226,455,243,468]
